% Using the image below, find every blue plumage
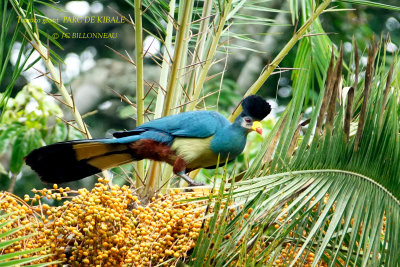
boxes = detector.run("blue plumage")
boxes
[104,130,174,145]
[112,111,228,139]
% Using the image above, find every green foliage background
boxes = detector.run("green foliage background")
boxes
[1,0,400,265]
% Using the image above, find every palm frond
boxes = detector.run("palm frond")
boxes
[0,0,34,114]
[337,0,400,11]
[0,212,57,266]
[248,43,398,265]
[190,28,400,267]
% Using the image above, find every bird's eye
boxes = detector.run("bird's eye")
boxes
[245,118,251,123]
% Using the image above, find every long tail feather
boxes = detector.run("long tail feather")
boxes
[24,139,138,183]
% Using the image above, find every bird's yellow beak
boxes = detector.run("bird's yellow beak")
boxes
[251,121,263,135]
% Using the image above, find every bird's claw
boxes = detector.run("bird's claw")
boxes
[178,173,205,187]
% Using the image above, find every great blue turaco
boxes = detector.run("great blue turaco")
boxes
[25,95,271,186]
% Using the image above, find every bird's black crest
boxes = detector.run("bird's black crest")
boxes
[241,95,271,121]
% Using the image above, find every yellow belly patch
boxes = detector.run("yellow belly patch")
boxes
[171,136,221,170]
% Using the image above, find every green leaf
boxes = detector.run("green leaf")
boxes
[0,232,36,250]
[0,248,42,261]
[10,129,42,174]
[0,224,29,240]
[38,29,64,50]
[0,254,49,267]
[338,0,400,11]
[46,122,67,144]
[0,124,22,153]
[10,130,29,174]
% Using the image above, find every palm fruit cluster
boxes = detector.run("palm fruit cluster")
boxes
[0,178,206,266]
[0,193,40,257]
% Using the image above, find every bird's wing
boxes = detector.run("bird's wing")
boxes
[113,111,228,139]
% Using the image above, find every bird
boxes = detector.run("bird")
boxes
[24,95,271,186]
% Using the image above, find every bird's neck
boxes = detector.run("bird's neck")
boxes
[228,123,247,136]
[216,116,250,142]
[231,115,250,135]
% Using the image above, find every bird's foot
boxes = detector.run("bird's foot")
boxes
[177,173,205,187]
